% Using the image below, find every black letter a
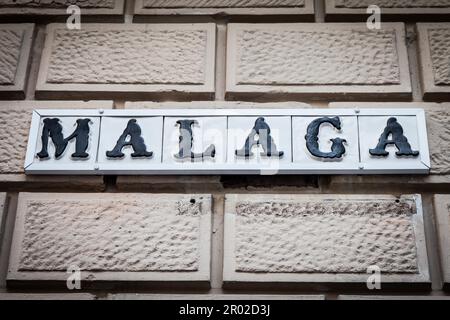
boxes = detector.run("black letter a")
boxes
[106,119,153,158]
[235,117,283,158]
[369,117,419,157]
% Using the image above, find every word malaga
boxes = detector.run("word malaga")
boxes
[24,108,429,175]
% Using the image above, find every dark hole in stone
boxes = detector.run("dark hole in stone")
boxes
[220,175,319,189]
[190,198,196,204]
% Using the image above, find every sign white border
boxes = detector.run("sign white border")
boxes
[24,108,430,175]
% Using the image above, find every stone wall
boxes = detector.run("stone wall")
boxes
[0,0,449,300]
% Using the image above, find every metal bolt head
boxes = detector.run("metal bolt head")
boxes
[98,109,104,114]
[355,109,360,114]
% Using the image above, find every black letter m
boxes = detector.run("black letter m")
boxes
[37,118,91,159]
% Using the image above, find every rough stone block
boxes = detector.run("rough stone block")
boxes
[325,0,450,21]
[223,194,430,289]
[0,101,112,190]
[433,195,450,290]
[8,193,212,288]
[0,24,34,99]
[0,0,124,21]
[417,23,450,101]
[134,0,314,19]
[36,23,216,100]
[328,102,450,187]
[226,23,411,101]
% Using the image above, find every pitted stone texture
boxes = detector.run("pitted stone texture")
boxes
[234,199,417,273]
[0,107,31,174]
[227,23,411,99]
[0,0,115,8]
[224,194,429,287]
[427,108,450,174]
[434,195,450,289]
[19,198,202,271]
[0,101,112,176]
[0,24,33,99]
[37,24,215,98]
[427,28,450,85]
[417,24,450,100]
[143,0,304,8]
[335,0,450,8]
[0,28,22,85]
[47,29,206,84]
[236,29,399,85]
[9,193,211,284]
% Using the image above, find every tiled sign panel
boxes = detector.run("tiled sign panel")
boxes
[24,109,430,175]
